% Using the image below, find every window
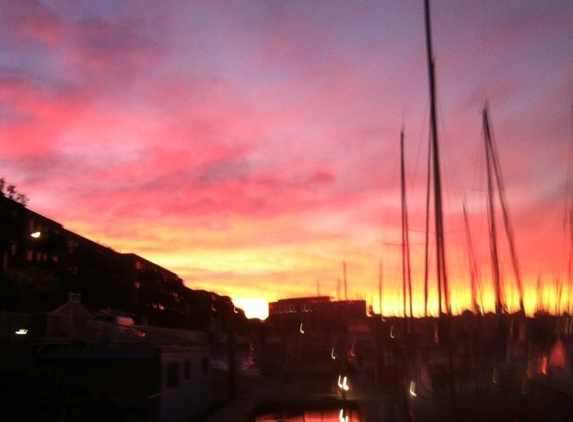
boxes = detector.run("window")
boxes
[67,239,78,253]
[166,362,179,390]
[184,361,191,380]
[202,358,209,377]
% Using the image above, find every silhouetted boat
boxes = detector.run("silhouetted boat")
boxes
[523,326,573,422]
[404,2,529,421]
[520,110,573,421]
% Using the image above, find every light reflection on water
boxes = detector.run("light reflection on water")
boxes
[254,408,362,422]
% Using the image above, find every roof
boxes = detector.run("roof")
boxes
[41,345,159,361]
[51,293,94,318]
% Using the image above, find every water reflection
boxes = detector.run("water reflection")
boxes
[251,399,363,422]
[255,409,361,422]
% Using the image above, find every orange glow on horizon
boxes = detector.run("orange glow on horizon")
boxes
[75,221,573,320]
[233,297,269,320]
[4,2,571,324]
[375,275,572,318]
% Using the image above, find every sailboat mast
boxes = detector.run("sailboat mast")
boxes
[400,128,414,319]
[463,204,480,314]
[424,3,456,412]
[536,275,543,314]
[423,136,432,317]
[568,105,573,315]
[379,260,383,317]
[343,261,348,300]
[483,109,504,315]
[562,105,573,315]
[568,209,573,315]
[425,0,450,316]
[483,107,525,314]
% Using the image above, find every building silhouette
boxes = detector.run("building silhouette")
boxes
[0,194,247,332]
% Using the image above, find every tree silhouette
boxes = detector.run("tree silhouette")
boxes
[0,178,29,205]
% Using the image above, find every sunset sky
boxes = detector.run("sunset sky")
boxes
[1,0,572,319]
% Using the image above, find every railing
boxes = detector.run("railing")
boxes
[0,312,74,343]
[0,311,209,346]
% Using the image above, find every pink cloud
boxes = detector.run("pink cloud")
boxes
[1,1,572,317]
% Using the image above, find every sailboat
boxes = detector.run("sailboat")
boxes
[521,106,573,422]
[400,128,414,324]
[404,2,529,421]
[482,105,525,316]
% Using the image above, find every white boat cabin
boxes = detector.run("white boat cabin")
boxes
[42,344,212,422]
